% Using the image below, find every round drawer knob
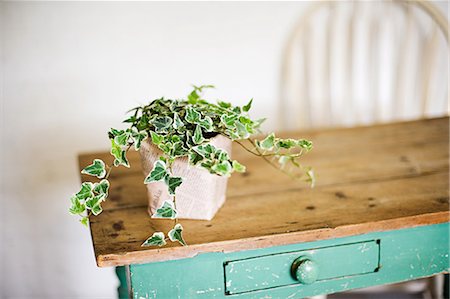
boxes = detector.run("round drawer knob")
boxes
[292,257,319,285]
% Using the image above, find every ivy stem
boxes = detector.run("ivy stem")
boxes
[235,139,304,158]
[234,140,260,156]
[235,137,303,179]
[105,164,114,180]
[247,138,298,179]
[168,163,179,224]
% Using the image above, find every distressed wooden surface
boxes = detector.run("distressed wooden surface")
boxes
[78,117,449,267]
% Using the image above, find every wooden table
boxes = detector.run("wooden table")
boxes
[79,117,449,299]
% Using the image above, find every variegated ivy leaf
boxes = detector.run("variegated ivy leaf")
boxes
[81,159,106,178]
[254,118,266,129]
[168,223,187,246]
[200,159,214,170]
[110,138,121,160]
[165,175,183,195]
[173,112,184,130]
[86,193,106,209]
[144,160,167,183]
[211,160,232,176]
[258,133,275,150]
[142,232,167,247]
[157,142,172,155]
[80,216,89,227]
[136,113,150,131]
[225,129,240,140]
[150,131,164,146]
[152,200,177,219]
[131,130,148,150]
[93,179,110,196]
[193,125,205,145]
[197,116,213,131]
[119,150,130,167]
[187,84,215,105]
[185,107,201,123]
[239,115,253,125]
[152,116,173,133]
[170,135,181,143]
[114,130,131,146]
[191,144,235,176]
[193,144,216,158]
[220,114,238,129]
[110,139,130,168]
[298,139,313,151]
[69,196,86,215]
[188,151,203,165]
[123,115,137,123]
[217,149,229,162]
[108,128,124,139]
[235,121,250,139]
[242,98,253,112]
[218,101,232,109]
[75,182,94,201]
[90,201,103,216]
[167,100,178,112]
[187,90,200,104]
[232,160,246,173]
[170,141,187,157]
[239,116,256,135]
[275,138,297,150]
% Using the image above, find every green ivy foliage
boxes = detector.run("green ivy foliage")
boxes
[70,85,314,247]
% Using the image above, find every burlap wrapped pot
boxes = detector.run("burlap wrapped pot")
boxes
[139,134,231,220]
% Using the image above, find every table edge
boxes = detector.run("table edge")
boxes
[95,211,449,267]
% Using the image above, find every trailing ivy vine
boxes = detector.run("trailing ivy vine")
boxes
[70,85,314,247]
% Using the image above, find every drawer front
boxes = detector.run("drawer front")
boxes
[224,240,380,295]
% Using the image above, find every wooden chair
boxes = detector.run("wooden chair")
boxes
[279,0,448,131]
[278,1,448,298]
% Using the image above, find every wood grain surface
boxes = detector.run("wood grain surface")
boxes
[78,117,449,267]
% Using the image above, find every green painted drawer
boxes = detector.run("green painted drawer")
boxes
[129,224,448,298]
[224,240,380,295]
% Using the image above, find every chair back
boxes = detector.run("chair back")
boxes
[279,1,449,130]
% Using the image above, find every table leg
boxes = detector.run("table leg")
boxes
[116,266,129,299]
[444,273,449,299]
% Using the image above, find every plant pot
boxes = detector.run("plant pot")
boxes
[139,134,231,220]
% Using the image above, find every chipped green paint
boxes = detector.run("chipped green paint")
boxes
[126,223,449,299]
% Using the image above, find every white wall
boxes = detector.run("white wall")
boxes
[1,2,310,298]
[1,1,447,298]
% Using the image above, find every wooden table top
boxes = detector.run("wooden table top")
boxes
[79,117,449,267]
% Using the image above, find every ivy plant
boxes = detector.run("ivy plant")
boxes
[70,85,314,247]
